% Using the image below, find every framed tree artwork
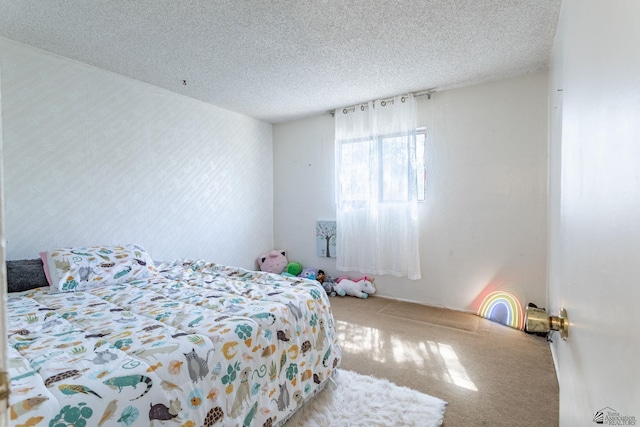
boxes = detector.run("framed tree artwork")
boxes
[316,220,336,258]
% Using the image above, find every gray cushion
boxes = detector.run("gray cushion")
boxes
[6,259,49,292]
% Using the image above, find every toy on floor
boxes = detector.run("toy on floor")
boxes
[257,250,288,274]
[335,278,376,299]
[320,274,345,297]
[337,275,374,283]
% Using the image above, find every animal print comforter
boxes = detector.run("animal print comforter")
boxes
[7,259,341,427]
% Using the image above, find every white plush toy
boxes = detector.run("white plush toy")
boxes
[334,279,376,299]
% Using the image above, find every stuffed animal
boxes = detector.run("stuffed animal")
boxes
[352,276,374,283]
[337,275,373,284]
[334,278,376,299]
[282,262,303,277]
[316,270,326,283]
[257,250,288,274]
[322,275,345,297]
[299,268,318,280]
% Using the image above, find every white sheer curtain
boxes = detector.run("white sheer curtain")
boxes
[335,94,421,279]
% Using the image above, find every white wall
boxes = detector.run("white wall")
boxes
[0,38,274,268]
[549,1,640,424]
[274,72,548,312]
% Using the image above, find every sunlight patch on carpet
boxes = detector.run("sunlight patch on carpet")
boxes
[431,342,478,391]
[286,369,447,427]
[335,320,388,363]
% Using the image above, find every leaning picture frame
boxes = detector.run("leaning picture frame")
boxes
[316,220,336,258]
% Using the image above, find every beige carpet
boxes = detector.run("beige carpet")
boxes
[329,296,559,426]
[378,300,480,333]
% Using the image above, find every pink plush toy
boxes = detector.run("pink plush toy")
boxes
[334,278,376,299]
[337,275,374,284]
[257,250,288,274]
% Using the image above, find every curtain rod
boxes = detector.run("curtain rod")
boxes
[329,89,435,117]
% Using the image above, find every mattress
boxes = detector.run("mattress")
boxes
[7,258,341,427]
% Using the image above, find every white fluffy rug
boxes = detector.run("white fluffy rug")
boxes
[285,369,447,427]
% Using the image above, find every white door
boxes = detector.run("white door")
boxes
[0,64,9,426]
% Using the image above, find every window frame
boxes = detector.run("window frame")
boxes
[416,128,427,202]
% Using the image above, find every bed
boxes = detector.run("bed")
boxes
[6,245,341,427]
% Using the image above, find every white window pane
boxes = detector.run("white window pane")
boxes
[381,136,409,201]
[340,139,371,201]
[339,130,426,203]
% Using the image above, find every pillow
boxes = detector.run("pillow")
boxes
[6,259,50,292]
[45,244,157,292]
[39,251,52,286]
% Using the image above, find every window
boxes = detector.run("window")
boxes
[334,94,422,279]
[338,128,426,202]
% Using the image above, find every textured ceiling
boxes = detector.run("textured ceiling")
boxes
[0,1,560,123]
